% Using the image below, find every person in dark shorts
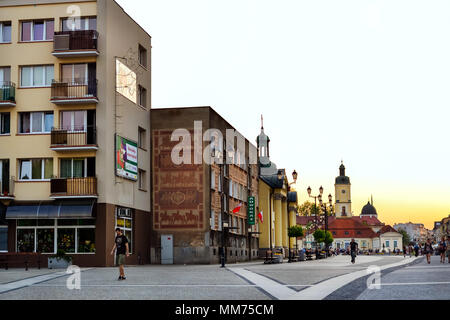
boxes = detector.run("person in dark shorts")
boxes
[423,239,433,264]
[110,228,129,280]
[414,243,419,257]
[438,237,447,264]
[350,239,358,264]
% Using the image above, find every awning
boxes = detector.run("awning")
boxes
[5,200,96,219]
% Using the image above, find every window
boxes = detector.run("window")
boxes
[138,169,146,191]
[60,158,86,178]
[394,240,398,248]
[344,231,349,235]
[211,170,215,190]
[138,127,146,149]
[116,207,133,253]
[19,112,53,134]
[138,85,147,108]
[210,210,215,230]
[0,227,7,252]
[16,219,95,254]
[61,16,96,31]
[0,22,11,43]
[60,110,86,131]
[61,63,88,84]
[218,212,222,231]
[21,20,54,41]
[0,113,10,135]
[229,180,233,197]
[385,240,390,248]
[218,175,222,192]
[138,45,147,68]
[0,67,11,83]
[19,159,53,180]
[20,65,54,87]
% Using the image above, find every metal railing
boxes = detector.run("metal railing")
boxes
[51,79,98,100]
[53,30,98,51]
[0,176,14,197]
[0,81,16,103]
[50,177,97,197]
[51,126,97,147]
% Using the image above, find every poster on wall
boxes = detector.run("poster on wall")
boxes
[116,135,138,181]
[116,59,137,103]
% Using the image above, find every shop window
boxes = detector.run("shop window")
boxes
[16,219,95,254]
[17,229,35,252]
[116,207,133,253]
[0,226,7,252]
[58,228,75,253]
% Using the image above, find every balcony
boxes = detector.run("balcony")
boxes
[50,126,98,152]
[50,177,98,199]
[0,82,16,107]
[50,79,98,105]
[52,30,99,58]
[0,176,14,200]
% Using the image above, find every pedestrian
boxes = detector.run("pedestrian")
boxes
[438,237,447,264]
[403,245,407,258]
[414,243,419,257]
[446,237,450,264]
[350,238,358,264]
[424,239,433,264]
[110,227,130,280]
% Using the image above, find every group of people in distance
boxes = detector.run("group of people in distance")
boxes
[408,237,449,264]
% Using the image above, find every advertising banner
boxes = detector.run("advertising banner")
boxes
[116,135,138,181]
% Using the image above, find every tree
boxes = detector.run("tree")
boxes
[313,229,326,243]
[298,201,334,216]
[288,225,304,238]
[398,228,411,246]
[324,231,334,246]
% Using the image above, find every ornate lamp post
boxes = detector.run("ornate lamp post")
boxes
[319,193,333,257]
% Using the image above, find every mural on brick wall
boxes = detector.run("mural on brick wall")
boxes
[153,130,204,230]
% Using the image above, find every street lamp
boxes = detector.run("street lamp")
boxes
[285,170,299,263]
[319,193,333,257]
[307,186,330,256]
[248,227,261,261]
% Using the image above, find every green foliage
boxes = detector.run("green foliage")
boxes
[313,229,326,243]
[52,249,72,263]
[324,231,334,245]
[288,225,304,238]
[398,229,411,246]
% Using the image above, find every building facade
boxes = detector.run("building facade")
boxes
[0,0,152,267]
[151,107,259,264]
[393,222,428,243]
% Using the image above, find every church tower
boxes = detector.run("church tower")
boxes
[335,161,352,218]
[256,115,277,176]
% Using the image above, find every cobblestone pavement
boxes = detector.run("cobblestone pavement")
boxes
[357,255,450,300]
[0,254,418,300]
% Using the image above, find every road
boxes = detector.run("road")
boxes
[0,254,446,300]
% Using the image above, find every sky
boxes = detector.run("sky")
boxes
[116,0,450,229]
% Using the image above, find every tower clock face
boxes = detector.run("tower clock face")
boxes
[342,190,346,194]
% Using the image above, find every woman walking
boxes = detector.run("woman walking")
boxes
[438,237,447,264]
[424,239,433,264]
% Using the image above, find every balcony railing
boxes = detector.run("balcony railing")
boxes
[50,177,98,198]
[50,126,97,151]
[0,176,14,199]
[53,30,99,57]
[50,79,98,104]
[0,82,16,107]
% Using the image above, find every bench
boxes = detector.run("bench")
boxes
[0,253,45,270]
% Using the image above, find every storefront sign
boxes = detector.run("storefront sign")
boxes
[116,135,138,181]
[248,196,255,225]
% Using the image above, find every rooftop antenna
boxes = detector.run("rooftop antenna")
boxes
[261,115,264,130]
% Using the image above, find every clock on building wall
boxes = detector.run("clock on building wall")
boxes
[342,190,346,193]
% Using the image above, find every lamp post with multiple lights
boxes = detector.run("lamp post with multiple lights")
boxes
[307,186,332,254]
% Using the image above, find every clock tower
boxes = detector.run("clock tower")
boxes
[335,161,352,218]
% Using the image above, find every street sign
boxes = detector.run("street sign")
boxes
[248,196,255,225]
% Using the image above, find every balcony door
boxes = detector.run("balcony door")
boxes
[0,159,9,195]
[60,158,95,179]
[0,67,10,84]
[61,17,97,32]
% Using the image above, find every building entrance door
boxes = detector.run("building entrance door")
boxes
[161,235,173,265]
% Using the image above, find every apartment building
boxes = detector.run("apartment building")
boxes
[151,107,259,264]
[0,0,151,267]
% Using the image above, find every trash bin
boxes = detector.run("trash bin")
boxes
[299,250,305,261]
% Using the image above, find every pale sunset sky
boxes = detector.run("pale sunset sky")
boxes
[116,0,450,229]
